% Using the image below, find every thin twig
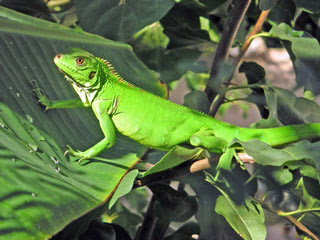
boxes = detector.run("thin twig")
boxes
[209,10,270,117]
[259,201,319,240]
[283,214,319,240]
[205,0,252,105]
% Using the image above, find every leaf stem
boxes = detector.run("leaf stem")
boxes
[277,208,320,216]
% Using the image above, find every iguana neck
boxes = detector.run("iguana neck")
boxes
[71,82,98,106]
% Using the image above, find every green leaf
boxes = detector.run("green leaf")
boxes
[266,0,296,24]
[267,23,320,95]
[183,90,210,114]
[259,0,278,10]
[263,86,320,125]
[0,7,167,239]
[160,47,202,83]
[0,103,140,240]
[299,165,319,180]
[160,0,211,49]
[239,62,265,84]
[185,71,208,91]
[76,0,175,42]
[232,139,320,176]
[143,145,203,177]
[130,22,169,72]
[292,0,320,14]
[271,167,293,185]
[185,173,241,239]
[303,177,320,200]
[109,170,139,209]
[214,189,266,240]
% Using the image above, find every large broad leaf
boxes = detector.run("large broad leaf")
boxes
[76,0,175,42]
[206,175,266,240]
[0,7,167,240]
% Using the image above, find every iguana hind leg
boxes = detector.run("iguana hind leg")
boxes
[190,129,228,154]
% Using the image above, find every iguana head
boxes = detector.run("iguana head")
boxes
[54,48,100,88]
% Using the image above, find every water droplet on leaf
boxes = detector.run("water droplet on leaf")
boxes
[50,156,59,164]
[25,114,33,123]
[28,143,38,152]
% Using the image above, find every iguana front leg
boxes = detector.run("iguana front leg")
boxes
[66,100,116,162]
[33,82,115,161]
[33,81,87,110]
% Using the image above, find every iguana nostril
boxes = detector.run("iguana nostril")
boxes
[54,54,63,63]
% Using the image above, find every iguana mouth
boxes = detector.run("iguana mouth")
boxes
[57,67,76,84]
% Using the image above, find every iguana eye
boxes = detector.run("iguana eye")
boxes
[89,71,96,79]
[76,57,85,65]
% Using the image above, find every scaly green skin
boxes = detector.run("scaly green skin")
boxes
[35,48,320,160]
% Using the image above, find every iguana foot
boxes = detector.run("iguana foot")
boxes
[32,81,53,111]
[65,145,91,164]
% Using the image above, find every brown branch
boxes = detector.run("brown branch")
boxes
[205,0,252,104]
[236,10,270,63]
[237,152,255,163]
[283,214,319,240]
[209,10,270,117]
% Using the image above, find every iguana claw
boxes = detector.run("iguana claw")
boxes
[32,80,52,111]
[65,145,90,165]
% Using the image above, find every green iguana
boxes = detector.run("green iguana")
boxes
[34,48,320,161]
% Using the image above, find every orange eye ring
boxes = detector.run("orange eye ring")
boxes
[76,57,85,65]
